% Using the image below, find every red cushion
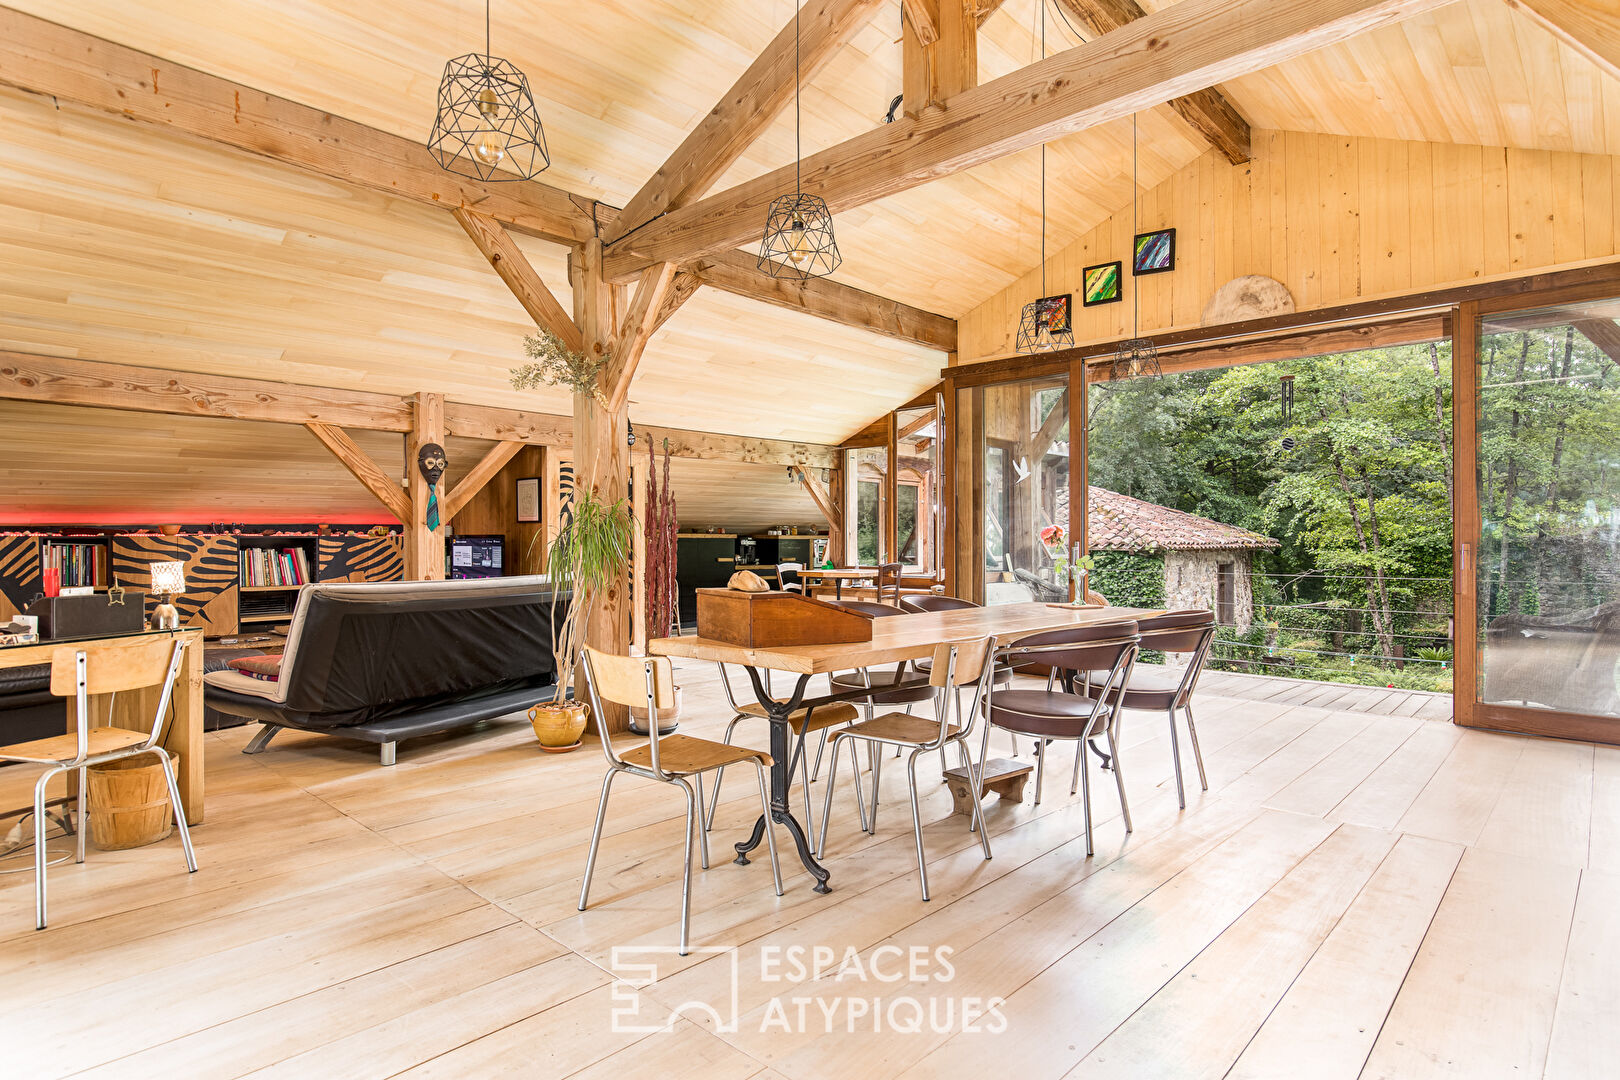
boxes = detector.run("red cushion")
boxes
[228,655,283,682]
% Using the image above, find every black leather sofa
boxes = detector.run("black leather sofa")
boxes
[205,576,561,765]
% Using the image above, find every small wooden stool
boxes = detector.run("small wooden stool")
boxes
[942,757,1033,816]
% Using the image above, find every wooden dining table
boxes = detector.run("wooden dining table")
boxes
[795,567,880,600]
[650,601,1154,893]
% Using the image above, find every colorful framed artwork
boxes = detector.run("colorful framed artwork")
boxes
[1082,260,1122,306]
[1033,293,1072,334]
[1133,227,1175,275]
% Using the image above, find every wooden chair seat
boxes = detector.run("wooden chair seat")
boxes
[736,700,860,734]
[620,733,774,775]
[0,726,149,764]
[842,711,963,745]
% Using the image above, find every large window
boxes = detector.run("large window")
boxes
[977,375,1070,604]
[846,445,887,566]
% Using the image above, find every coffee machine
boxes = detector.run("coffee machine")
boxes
[737,536,758,565]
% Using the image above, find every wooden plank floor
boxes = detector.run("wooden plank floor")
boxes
[0,662,1609,1080]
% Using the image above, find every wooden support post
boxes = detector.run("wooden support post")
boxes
[404,392,447,581]
[571,240,632,731]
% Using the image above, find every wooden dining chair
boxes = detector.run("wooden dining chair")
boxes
[776,562,804,593]
[818,637,997,900]
[577,647,782,955]
[983,621,1141,856]
[0,635,197,929]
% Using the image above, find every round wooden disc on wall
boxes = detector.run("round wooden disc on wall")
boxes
[1202,275,1295,325]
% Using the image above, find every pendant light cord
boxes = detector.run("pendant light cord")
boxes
[1039,0,1047,297]
[795,1,802,194]
[1131,112,1140,340]
[485,0,491,57]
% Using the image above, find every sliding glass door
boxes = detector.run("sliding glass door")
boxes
[975,374,1073,605]
[1460,295,1620,740]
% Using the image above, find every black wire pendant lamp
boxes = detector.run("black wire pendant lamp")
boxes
[1017,2,1073,354]
[1111,113,1162,380]
[428,0,550,182]
[759,2,841,279]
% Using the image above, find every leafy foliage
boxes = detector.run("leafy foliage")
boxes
[511,328,610,405]
[547,491,635,697]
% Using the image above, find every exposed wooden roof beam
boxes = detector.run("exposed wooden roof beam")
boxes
[0,7,593,245]
[605,0,884,244]
[1054,0,1251,164]
[1574,319,1620,366]
[304,422,412,522]
[690,251,958,351]
[605,263,679,413]
[901,0,942,44]
[442,440,526,521]
[0,351,838,467]
[651,271,704,335]
[905,0,978,118]
[1505,0,1620,82]
[798,467,845,533]
[603,0,1448,279]
[451,208,583,354]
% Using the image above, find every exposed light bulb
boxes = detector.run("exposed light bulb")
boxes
[786,219,812,265]
[474,131,506,166]
[476,85,503,120]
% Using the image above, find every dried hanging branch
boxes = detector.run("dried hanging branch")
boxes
[510,327,611,406]
[644,437,679,637]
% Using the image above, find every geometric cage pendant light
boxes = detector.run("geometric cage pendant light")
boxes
[1110,112,1162,380]
[1016,1,1073,354]
[428,0,550,182]
[759,1,841,279]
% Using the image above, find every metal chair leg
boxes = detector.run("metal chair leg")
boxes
[1184,703,1209,791]
[848,731,868,834]
[960,739,994,860]
[33,767,56,930]
[1078,739,1094,857]
[677,778,696,956]
[151,747,197,873]
[1107,728,1132,834]
[578,768,618,911]
[1167,705,1187,809]
[75,766,87,864]
[905,749,929,901]
[1033,740,1046,806]
[1071,738,1084,796]
[752,761,784,896]
[809,727,830,782]
[793,731,816,846]
[818,735,844,858]
[869,745,883,833]
[694,772,711,870]
[705,715,744,830]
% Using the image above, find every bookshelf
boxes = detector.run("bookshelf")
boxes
[236,535,318,626]
[40,535,109,588]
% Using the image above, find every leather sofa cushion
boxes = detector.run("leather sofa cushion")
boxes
[987,689,1110,738]
[205,669,282,701]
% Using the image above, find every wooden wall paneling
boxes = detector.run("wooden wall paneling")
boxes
[956,132,1620,363]
[404,392,447,581]
[451,444,548,576]
[441,441,526,523]
[111,533,238,635]
[317,534,405,583]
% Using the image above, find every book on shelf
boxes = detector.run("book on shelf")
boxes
[42,541,104,588]
[240,545,312,588]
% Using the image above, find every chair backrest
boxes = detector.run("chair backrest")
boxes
[900,594,978,614]
[922,637,996,747]
[580,647,679,776]
[876,562,902,605]
[1136,608,1216,654]
[1002,620,1141,676]
[49,634,188,763]
[777,562,803,592]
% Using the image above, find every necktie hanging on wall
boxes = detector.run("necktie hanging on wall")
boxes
[417,443,448,531]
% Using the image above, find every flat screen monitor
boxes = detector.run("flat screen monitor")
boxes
[450,535,504,579]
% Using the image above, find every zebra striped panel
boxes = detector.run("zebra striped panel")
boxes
[0,535,42,622]
[318,534,404,582]
[112,534,240,635]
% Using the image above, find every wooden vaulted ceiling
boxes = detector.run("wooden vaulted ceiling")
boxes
[0,0,1616,467]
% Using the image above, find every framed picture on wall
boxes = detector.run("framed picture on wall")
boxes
[1133,228,1176,275]
[516,477,541,523]
[1082,260,1123,306]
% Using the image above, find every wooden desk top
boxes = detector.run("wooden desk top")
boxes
[796,568,880,580]
[650,602,1155,674]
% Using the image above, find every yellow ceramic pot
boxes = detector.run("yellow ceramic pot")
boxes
[528,701,588,751]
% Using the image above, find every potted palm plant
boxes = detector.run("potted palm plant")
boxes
[527,490,635,751]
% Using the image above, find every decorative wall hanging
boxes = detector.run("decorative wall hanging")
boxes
[1132,227,1176,275]
[516,477,541,523]
[417,442,448,531]
[428,0,550,182]
[1082,261,1122,307]
[1111,113,1162,381]
[1201,274,1296,325]
[760,3,840,279]
[1016,1,1073,354]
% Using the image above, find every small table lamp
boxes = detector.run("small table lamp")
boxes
[149,561,186,630]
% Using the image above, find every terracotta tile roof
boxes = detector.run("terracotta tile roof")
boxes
[1086,486,1280,553]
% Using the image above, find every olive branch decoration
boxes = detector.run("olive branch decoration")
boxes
[510,328,611,406]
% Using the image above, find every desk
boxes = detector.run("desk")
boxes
[651,602,1149,892]
[1,628,205,825]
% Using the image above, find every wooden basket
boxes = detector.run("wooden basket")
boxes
[86,754,176,850]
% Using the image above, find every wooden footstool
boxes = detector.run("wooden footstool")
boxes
[941,757,1033,816]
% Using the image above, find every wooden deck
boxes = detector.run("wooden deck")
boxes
[0,661,1612,1079]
